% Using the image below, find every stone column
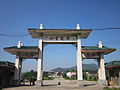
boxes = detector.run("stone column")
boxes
[36,39,43,86]
[118,71,120,86]
[76,35,83,86]
[98,53,107,86]
[14,56,22,85]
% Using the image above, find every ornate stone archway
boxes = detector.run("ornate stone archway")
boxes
[4,24,116,86]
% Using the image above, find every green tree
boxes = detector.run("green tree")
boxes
[21,70,37,81]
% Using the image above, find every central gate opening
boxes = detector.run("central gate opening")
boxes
[43,44,76,70]
[43,44,76,85]
[83,59,98,81]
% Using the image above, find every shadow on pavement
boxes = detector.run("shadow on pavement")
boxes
[84,83,97,86]
[1,84,35,89]
[43,84,58,86]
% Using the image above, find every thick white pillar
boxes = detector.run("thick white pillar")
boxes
[36,39,43,86]
[14,41,23,85]
[98,53,107,86]
[98,59,101,80]
[14,56,22,85]
[76,35,83,86]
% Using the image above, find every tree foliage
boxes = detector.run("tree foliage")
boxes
[21,70,37,81]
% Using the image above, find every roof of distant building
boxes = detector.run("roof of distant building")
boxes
[0,61,15,67]
[105,61,120,68]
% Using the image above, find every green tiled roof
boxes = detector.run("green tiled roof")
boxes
[0,61,15,66]
[28,28,92,30]
[4,46,115,50]
[105,61,120,66]
[81,46,115,50]
[4,46,38,49]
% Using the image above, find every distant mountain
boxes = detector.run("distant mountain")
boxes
[83,63,98,70]
[51,63,98,72]
[51,67,64,72]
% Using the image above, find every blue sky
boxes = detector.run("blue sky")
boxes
[0,0,120,72]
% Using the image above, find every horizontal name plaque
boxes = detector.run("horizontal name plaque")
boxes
[43,35,77,41]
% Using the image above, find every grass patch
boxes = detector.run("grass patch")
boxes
[104,87,120,90]
[43,77,54,80]
[86,79,98,81]
[64,77,77,80]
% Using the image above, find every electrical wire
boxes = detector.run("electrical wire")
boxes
[0,27,120,37]
[0,33,29,37]
[93,27,120,30]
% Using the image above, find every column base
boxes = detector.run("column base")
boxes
[36,80,43,86]
[98,80,108,86]
[78,80,84,86]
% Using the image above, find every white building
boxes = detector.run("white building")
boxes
[66,72,76,78]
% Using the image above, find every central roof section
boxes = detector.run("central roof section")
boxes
[28,29,92,39]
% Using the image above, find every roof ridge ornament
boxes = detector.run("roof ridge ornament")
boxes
[98,41,103,48]
[40,24,43,29]
[76,24,80,30]
[17,41,24,48]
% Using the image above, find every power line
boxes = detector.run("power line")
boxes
[93,27,120,30]
[0,33,29,37]
[0,27,120,37]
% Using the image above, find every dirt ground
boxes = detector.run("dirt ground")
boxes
[3,78,104,90]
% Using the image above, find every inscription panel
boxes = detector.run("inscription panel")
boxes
[43,35,77,41]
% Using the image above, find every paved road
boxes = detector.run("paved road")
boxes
[3,78,103,90]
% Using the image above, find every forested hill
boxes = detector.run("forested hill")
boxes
[51,63,98,72]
